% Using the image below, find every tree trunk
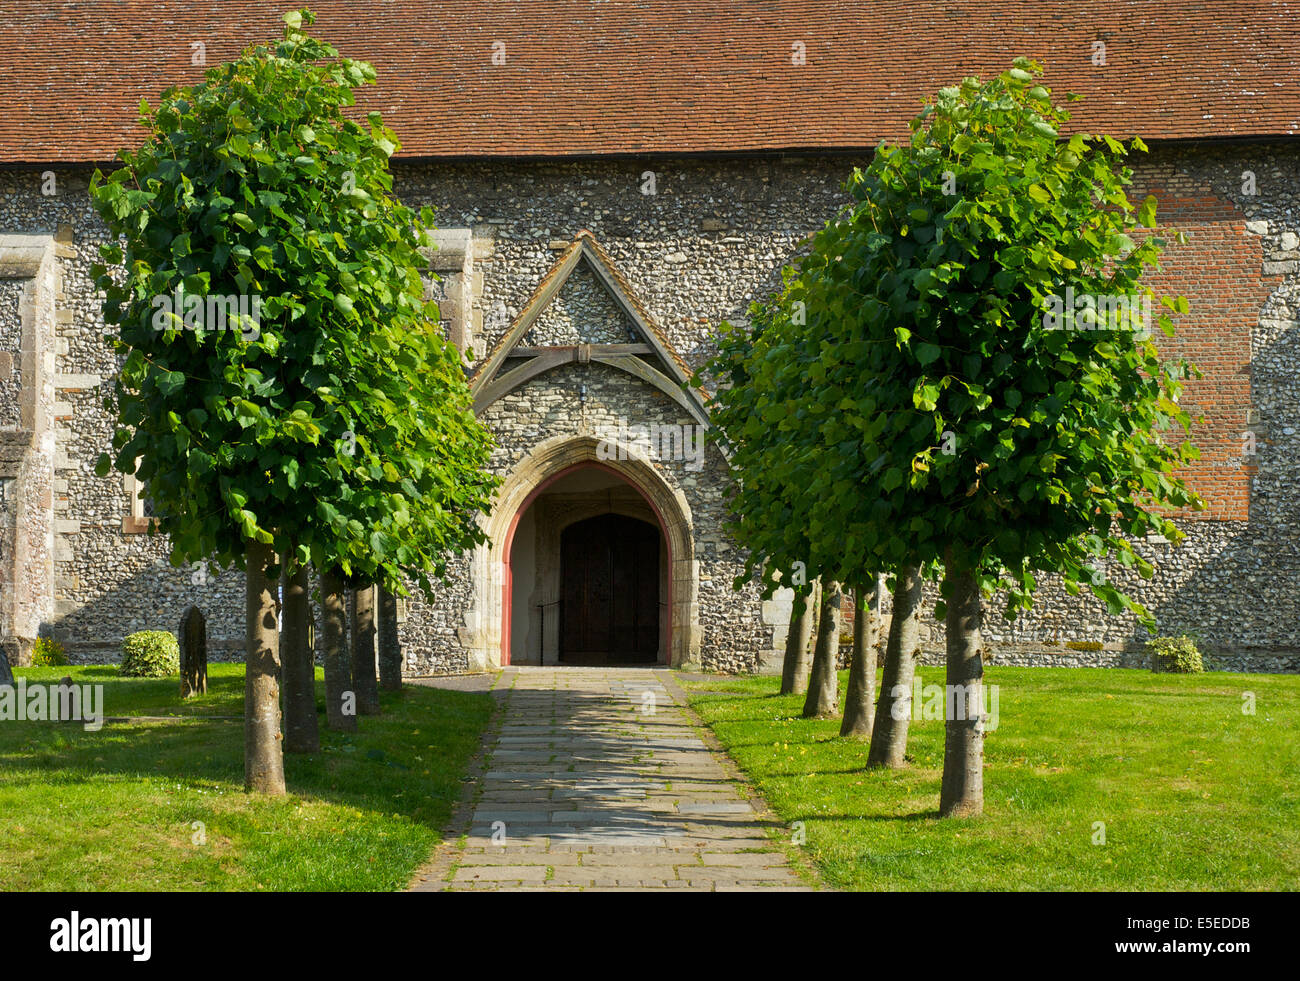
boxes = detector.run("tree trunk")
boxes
[280,559,320,754]
[802,580,842,719]
[321,567,357,732]
[940,559,985,818]
[867,561,924,768]
[244,539,286,794]
[377,585,402,692]
[351,583,381,716]
[840,578,882,737]
[780,579,819,696]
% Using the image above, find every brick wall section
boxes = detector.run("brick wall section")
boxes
[1130,168,1275,521]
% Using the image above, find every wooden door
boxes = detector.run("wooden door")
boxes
[561,514,660,663]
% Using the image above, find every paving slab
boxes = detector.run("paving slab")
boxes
[408,666,816,892]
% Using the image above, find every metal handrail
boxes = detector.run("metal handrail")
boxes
[537,599,562,663]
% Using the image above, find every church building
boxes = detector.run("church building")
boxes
[1,2,1297,674]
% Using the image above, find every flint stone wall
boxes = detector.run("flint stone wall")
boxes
[0,146,1293,673]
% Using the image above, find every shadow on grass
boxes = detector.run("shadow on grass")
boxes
[1,666,494,832]
[795,810,944,823]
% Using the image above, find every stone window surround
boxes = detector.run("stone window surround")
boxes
[121,455,157,534]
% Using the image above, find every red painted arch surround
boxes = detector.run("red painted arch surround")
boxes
[499,460,674,666]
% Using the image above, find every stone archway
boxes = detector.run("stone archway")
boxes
[458,434,698,671]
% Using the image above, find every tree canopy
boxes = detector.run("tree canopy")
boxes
[90,8,499,595]
[699,58,1202,626]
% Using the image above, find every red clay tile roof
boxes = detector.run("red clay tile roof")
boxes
[1,1,1296,165]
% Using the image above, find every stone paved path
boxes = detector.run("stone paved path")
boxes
[410,667,814,891]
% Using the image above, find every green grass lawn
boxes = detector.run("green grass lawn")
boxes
[682,666,1300,891]
[0,664,493,891]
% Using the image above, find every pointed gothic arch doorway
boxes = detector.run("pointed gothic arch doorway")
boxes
[476,436,698,670]
[504,463,669,666]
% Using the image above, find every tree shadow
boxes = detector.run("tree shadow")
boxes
[0,672,496,835]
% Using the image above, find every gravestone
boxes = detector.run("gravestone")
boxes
[179,605,207,697]
[56,675,75,723]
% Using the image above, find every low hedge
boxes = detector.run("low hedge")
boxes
[1147,635,1204,674]
[120,630,180,678]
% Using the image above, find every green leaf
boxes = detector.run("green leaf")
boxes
[1137,195,1158,229]
[915,343,942,366]
[912,381,940,411]
[234,400,261,427]
[156,371,186,396]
